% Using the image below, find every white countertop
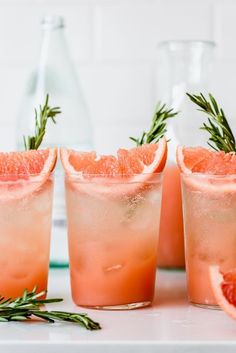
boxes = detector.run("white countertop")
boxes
[1,269,236,353]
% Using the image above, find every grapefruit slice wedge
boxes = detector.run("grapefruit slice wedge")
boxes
[176,146,236,194]
[210,265,236,320]
[0,148,57,200]
[61,139,167,177]
[177,146,236,175]
[60,139,167,196]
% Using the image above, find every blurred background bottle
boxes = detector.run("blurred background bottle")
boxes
[156,40,215,269]
[16,15,93,267]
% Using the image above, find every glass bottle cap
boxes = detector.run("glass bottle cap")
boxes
[41,15,64,30]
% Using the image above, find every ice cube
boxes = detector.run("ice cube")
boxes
[103,263,124,274]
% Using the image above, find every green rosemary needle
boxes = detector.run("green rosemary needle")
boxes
[0,288,101,330]
[130,102,178,146]
[187,92,236,153]
[23,94,61,151]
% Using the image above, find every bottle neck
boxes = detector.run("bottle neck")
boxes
[39,27,69,66]
[33,23,78,102]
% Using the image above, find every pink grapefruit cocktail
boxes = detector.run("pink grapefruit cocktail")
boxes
[178,146,236,307]
[65,174,162,308]
[61,141,166,309]
[0,149,56,298]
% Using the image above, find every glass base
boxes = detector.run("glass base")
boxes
[158,265,185,271]
[49,261,69,269]
[79,301,151,311]
[191,302,220,310]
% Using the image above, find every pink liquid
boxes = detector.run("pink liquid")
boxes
[65,177,162,308]
[0,179,53,298]
[182,174,236,306]
[158,164,185,268]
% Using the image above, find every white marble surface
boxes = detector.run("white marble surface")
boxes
[0,269,236,353]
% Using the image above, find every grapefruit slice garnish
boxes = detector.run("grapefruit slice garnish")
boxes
[210,266,236,320]
[177,146,236,175]
[61,139,167,177]
[176,146,236,193]
[0,148,57,200]
[60,139,167,196]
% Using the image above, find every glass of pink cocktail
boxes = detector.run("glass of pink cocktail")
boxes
[61,140,166,309]
[65,173,162,309]
[181,172,236,307]
[0,148,56,298]
[178,92,236,307]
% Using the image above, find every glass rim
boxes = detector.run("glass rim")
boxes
[180,172,236,180]
[158,40,216,49]
[0,172,54,178]
[64,172,163,184]
[64,172,163,177]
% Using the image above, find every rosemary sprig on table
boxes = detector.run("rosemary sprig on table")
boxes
[187,92,236,153]
[0,288,101,330]
[130,102,178,146]
[23,94,61,151]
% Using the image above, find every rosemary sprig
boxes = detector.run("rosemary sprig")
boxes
[0,288,101,330]
[187,92,236,153]
[23,94,61,151]
[129,102,178,146]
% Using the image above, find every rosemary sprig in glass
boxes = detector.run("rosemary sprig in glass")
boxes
[23,94,61,151]
[187,92,236,153]
[130,102,178,146]
[0,288,101,330]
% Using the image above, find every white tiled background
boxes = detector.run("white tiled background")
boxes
[0,0,235,152]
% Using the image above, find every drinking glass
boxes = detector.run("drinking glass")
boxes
[65,173,163,309]
[181,172,236,308]
[0,174,54,298]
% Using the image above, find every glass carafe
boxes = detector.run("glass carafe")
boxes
[16,16,93,267]
[156,40,215,269]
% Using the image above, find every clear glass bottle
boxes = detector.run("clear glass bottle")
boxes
[156,40,215,269]
[16,16,93,267]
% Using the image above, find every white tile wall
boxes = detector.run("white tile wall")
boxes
[0,0,236,152]
[214,0,236,60]
[93,0,214,61]
[78,63,154,123]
